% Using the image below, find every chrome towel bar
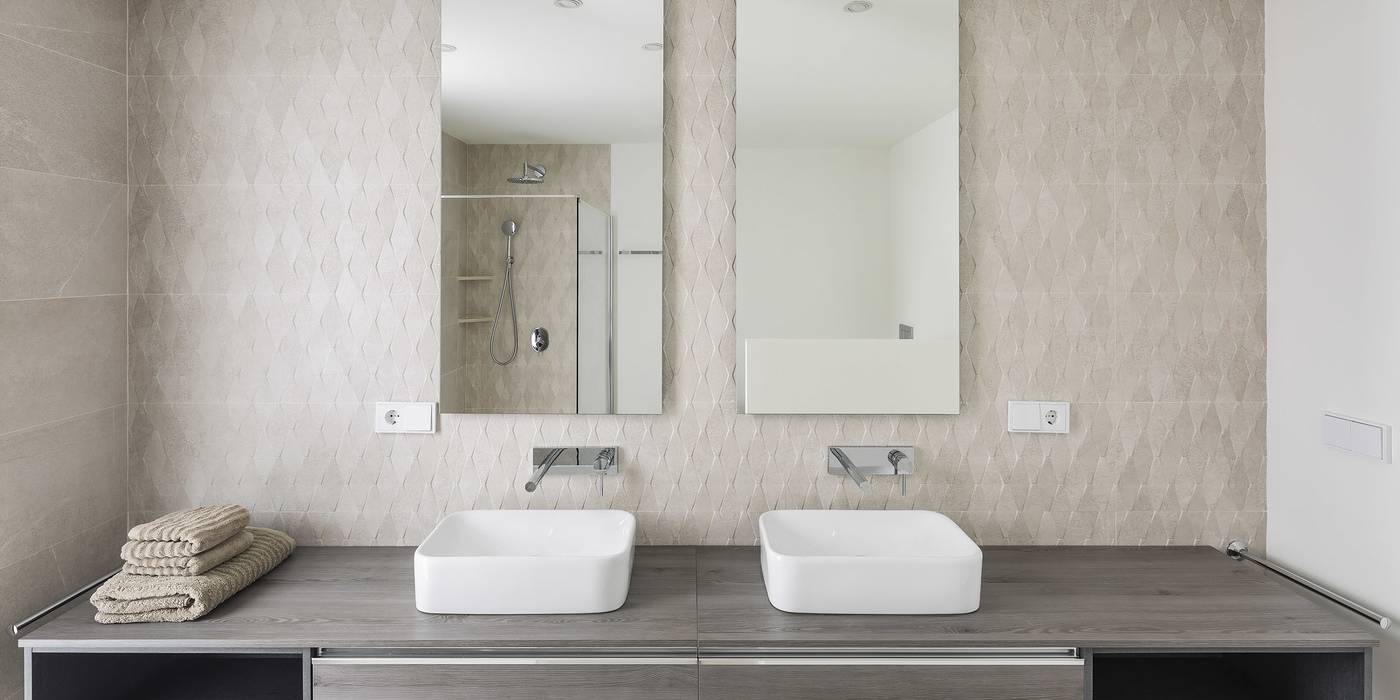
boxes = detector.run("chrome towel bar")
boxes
[1226,541,1391,630]
[11,567,118,637]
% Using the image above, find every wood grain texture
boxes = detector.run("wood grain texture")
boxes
[699,664,1083,700]
[313,663,698,700]
[17,546,1378,652]
[696,547,1379,650]
[20,547,698,650]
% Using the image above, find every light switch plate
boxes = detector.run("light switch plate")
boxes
[1322,412,1390,463]
[1008,401,1070,434]
[374,402,437,434]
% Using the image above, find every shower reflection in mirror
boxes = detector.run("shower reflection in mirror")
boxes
[440,0,663,415]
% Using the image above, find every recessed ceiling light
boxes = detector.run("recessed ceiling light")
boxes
[554,0,583,8]
[843,1,873,12]
[439,43,457,53]
[641,42,664,52]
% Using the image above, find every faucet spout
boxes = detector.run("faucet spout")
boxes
[829,447,870,492]
[525,448,565,492]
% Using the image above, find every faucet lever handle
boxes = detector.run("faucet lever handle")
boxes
[887,449,910,474]
[594,447,616,470]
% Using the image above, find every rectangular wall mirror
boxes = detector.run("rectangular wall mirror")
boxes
[736,0,960,415]
[440,0,664,415]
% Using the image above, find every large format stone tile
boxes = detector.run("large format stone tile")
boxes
[0,168,127,301]
[0,296,126,435]
[0,34,125,183]
[48,514,126,589]
[0,0,127,73]
[0,407,126,572]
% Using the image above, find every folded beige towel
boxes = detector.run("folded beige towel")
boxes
[127,505,250,555]
[121,529,255,576]
[92,527,295,624]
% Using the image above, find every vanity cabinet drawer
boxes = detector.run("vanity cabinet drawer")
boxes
[312,658,697,700]
[698,659,1085,700]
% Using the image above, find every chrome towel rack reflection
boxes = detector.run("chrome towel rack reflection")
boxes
[1226,541,1391,630]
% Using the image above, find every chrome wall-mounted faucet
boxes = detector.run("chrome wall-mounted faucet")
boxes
[525,447,619,495]
[827,446,916,495]
[829,447,869,492]
[525,448,565,492]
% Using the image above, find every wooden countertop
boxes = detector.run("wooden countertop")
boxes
[697,546,1378,650]
[19,545,1377,651]
[19,547,699,650]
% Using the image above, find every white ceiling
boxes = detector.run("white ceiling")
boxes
[442,0,956,148]
[442,0,664,145]
[738,0,959,148]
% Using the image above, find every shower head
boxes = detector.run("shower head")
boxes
[501,220,518,237]
[508,161,547,185]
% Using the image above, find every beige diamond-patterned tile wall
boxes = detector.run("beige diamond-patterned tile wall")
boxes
[129,0,1265,548]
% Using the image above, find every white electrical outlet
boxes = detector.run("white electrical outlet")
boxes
[1008,401,1070,434]
[374,402,437,434]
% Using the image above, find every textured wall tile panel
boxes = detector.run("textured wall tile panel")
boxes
[130,184,438,295]
[130,292,438,404]
[129,0,440,77]
[129,75,439,186]
[129,0,1266,548]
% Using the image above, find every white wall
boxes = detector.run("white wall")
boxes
[737,147,893,341]
[577,200,611,414]
[1267,2,1400,694]
[610,143,663,250]
[610,143,663,413]
[889,110,959,342]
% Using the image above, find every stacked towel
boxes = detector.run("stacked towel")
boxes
[92,528,295,624]
[120,505,254,575]
[92,505,295,624]
[127,504,250,552]
[122,530,256,576]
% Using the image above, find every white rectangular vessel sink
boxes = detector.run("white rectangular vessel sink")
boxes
[415,510,636,614]
[759,510,982,615]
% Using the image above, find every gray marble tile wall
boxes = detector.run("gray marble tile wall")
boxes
[0,1,129,696]
[123,0,1264,558]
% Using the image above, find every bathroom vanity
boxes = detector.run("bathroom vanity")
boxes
[18,546,1375,699]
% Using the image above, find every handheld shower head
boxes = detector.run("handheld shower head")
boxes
[508,161,547,185]
[490,220,522,366]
